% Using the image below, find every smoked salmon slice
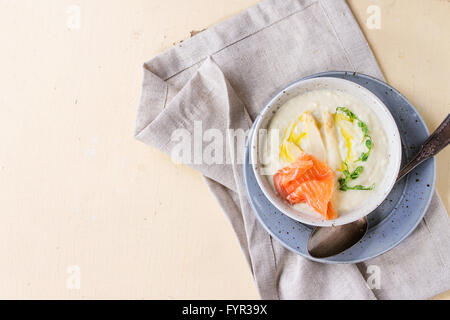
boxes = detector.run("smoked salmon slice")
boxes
[273,153,338,220]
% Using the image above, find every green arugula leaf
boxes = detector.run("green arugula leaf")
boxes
[350,166,364,179]
[360,153,369,162]
[338,162,374,191]
[336,107,357,122]
[340,184,375,191]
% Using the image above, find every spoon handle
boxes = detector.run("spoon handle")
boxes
[397,114,450,182]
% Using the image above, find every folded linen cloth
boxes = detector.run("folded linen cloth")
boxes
[135,0,450,299]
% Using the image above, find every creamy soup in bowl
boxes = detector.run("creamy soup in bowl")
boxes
[250,77,401,227]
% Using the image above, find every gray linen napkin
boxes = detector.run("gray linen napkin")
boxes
[135,0,450,299]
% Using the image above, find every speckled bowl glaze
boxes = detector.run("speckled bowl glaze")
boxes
[250,77,402,227]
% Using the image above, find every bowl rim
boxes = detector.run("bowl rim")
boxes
[250,76,402,227]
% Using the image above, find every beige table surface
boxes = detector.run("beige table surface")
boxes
[0,0,448,299]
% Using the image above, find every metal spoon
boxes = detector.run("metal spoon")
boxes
[307,114,450,259]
